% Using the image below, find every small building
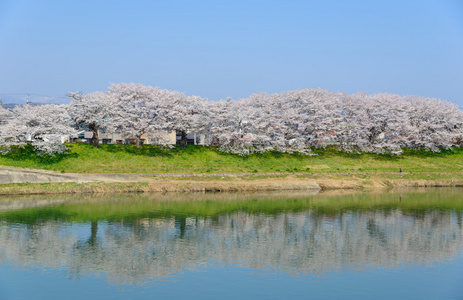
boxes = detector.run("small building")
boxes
[70,130,177,145]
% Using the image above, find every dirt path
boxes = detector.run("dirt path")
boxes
[0,166,151,184]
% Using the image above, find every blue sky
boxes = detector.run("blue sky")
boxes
[0,0,462,106]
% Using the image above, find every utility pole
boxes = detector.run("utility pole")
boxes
[0,98,2,107]
[26,93,30,104]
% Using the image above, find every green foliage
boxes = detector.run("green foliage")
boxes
[400,147,462,157]
[0,144,77,164]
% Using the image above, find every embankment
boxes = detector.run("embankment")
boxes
[0,166,463,195]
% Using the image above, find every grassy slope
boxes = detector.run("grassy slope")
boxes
[0,144,462,175]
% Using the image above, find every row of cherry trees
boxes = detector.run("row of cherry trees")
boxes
[0,83,462,155]
[213,89,463,155]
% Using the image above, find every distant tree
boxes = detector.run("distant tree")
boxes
[402,96,463,151]
[67,91,114,148]
[278,88,343,152]
[107,83,179,148]
[210,89,343,155]
[0,104,75,155]
[209,96,266,155]
[166,95,211,147]
[208,97,232,145]
[337,92,405,154]
[0,106,12,150]
[210,93,295,155]
[0,106,11,126]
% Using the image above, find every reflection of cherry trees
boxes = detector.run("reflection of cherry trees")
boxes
[0,208,462,285]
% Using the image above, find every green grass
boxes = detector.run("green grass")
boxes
[0,181,151,195]
[0,143,462,174]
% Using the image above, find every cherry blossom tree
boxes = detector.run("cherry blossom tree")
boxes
[165,95,211,147]
[280,88,343,151]
[0,104,75,155]
[401,96,463,151]
[0,106,11,123]
[334,93,463,154]
[0,106,12,149]
[251,92,311,154]
[210,89,345,155]
[210,92,301,155]
[209,95,276,155]
[107,83,180,148]
[336,92,405,154]
[208,97,233,145]
[67,91,114,148]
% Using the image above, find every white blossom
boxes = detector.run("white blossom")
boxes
[1,83,461,157]
[107,83,179,147]
[0,104,75,155]
[67,91,115,148]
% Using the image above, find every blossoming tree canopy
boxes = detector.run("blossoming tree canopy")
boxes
[1,104,75,155]
[67,91,115,148]
[107,82,183,148]
[0,82,461,156]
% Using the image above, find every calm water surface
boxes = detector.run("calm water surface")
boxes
[0,189,462,299]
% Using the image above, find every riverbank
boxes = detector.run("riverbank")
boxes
[0,171,462,195]
[1,144,462,195]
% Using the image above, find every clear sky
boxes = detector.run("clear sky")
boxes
[0,0,462,106]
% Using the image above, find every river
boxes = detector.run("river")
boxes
[0,188,462,299]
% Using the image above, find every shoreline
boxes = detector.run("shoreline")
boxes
[0,175,462,196]
[1,166,462,195]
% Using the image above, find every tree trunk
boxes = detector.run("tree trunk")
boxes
[180,131,187,148]
[135,137,141,148]
[89,124,99,148]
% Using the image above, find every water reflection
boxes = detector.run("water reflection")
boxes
[0,189,462,285]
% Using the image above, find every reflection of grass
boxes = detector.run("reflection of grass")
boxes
[1,189,462,223]
[0,144,461,174]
